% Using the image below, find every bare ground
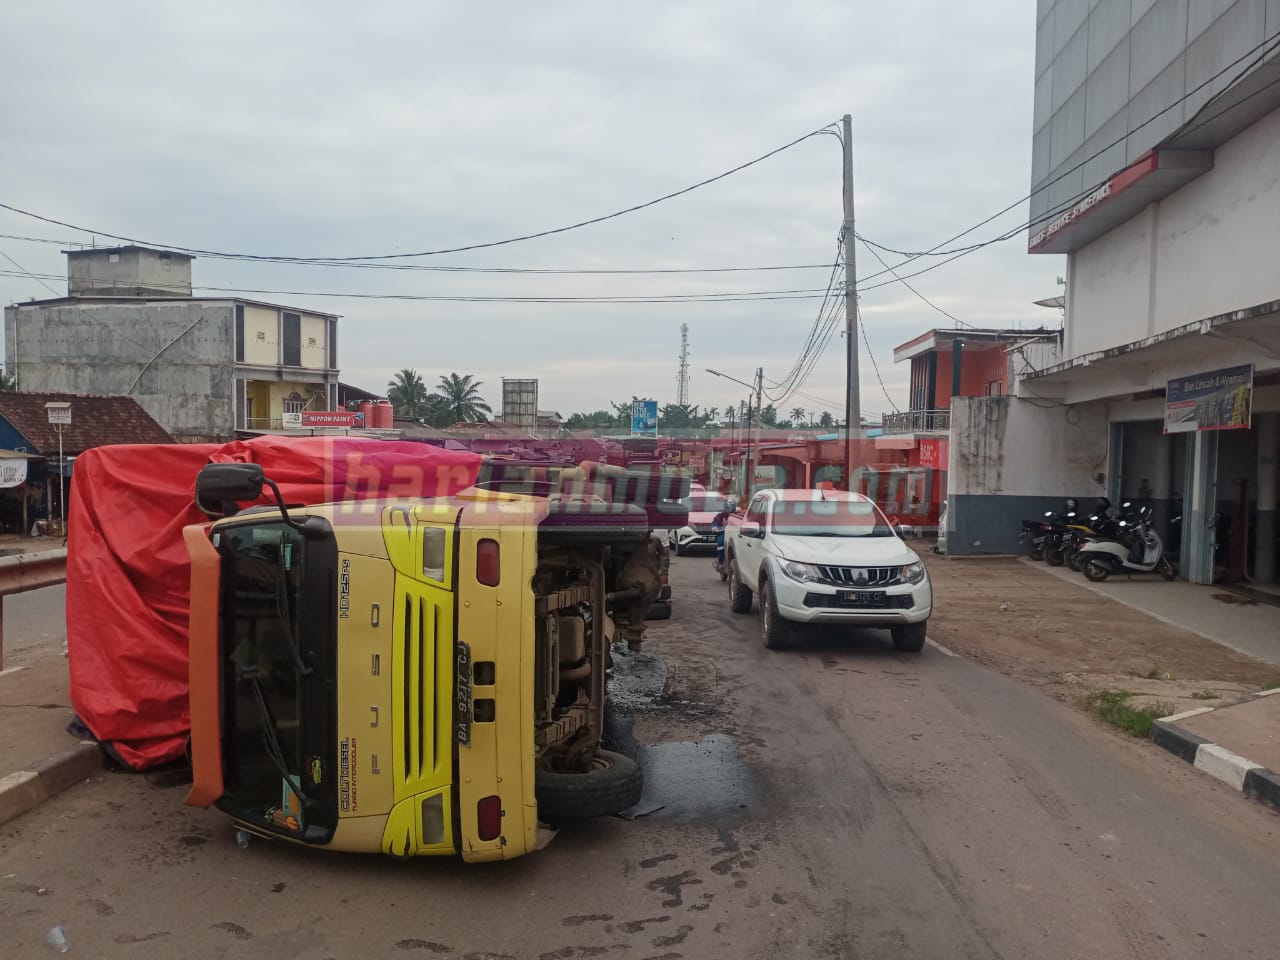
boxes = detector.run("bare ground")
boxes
[918,544,1280,717]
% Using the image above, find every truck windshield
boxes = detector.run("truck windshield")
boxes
[216,519,338,842]
[769,499,895,537]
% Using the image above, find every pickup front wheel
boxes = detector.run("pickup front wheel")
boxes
[760,579,791,650]
[728,561,753,614]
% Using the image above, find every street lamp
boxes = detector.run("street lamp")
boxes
[706,368,763,501]
[44,402,71,536]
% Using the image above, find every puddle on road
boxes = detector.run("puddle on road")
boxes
[623,734,762,823]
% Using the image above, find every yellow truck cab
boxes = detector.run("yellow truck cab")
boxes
[184,460,686,862]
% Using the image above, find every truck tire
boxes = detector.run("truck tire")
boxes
[891,621,927,652]
[535,750,643,820]
[760,578,790,650]
[728,560,752,614]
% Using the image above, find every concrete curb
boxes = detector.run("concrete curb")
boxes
[0,742,101,827]
[1149,690,1280,814]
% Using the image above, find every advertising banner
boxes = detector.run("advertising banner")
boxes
[283,411,364,428]
[918,437,950,470]
[1165,364,1253,434]
[631,399,658,437]
[0,457,28,488]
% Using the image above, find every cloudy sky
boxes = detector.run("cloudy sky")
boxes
[0,1,1062,423]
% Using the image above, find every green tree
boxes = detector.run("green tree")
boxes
[819,411,834,429]
[431,373,493,424]
[759,404,778,427]
[706,406,720,422]
[791,407,806,426]
[387,368,429,419]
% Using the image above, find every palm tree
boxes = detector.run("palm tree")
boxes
[706,406,720,422]
[431,373,493,424]
[387,368,429,419]
[791,407,806,427]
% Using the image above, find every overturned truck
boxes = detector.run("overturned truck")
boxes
[184,459,687,862]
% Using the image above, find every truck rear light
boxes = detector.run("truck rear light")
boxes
[477,795,502,841]
[476,539,500,587]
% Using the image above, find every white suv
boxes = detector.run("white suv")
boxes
[724,488,932,651]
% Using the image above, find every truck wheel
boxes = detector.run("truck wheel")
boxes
[891,621,927,652]
[728,561,752,614]
[760,578,790,650]
[535,750,642,820]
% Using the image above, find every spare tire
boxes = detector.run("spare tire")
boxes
[535,750,643,819]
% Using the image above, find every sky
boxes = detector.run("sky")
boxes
[0,1,1063,424]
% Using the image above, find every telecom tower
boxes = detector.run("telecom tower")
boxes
[676,323,690,406]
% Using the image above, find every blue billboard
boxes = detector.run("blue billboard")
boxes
[631,399,658,437]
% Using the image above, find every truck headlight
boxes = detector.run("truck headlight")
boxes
[899,561,926,585]
[781,560,822,583]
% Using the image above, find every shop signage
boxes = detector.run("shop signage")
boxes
[630,400,658,437]
[1028,181,1112,249]
[0,458,28,488]
[918,437,950,470]
[1164,363,1253,434]
[283,411,363,428]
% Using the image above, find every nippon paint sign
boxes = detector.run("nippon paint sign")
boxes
[283,411,364,428]
[1028,181,1112,249]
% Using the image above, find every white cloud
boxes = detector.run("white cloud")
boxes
[0,0,1062,420]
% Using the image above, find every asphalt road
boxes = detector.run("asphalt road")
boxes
[1,584,65,667]
[2,561,1279,959]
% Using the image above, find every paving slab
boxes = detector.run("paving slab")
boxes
[1177,688,1280,773]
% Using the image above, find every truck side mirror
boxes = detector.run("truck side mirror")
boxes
[195,463,265,517]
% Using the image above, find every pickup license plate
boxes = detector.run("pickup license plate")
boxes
[838,590,886,607]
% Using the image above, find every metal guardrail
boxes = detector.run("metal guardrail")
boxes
[880,409,951,435]
[0,549,68,671]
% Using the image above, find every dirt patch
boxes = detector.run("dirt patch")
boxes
[918,545,1280,717]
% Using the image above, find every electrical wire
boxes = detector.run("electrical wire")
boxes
[0,122,842,263]
[857,236,975,328]
[0,232,840,275]
[859,305,899,412]
[764,235,845,400]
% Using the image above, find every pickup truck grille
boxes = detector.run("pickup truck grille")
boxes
[691,523,717,534]
[814,565,899,587]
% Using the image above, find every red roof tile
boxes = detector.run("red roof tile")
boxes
[0,392,173,454]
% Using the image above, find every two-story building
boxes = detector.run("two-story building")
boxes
[4,246,341,442]
[948,1,1280,587]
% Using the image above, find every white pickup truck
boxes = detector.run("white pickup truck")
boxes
[724,488,932,651]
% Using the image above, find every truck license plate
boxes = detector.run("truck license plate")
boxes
[838,590,885,606]
[455,641,473,746]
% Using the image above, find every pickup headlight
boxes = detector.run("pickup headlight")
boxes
[899,561,926,585]
[781,559,823,583]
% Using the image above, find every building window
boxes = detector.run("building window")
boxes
[282,391,306,415]
[327,319,337,370]
[234,305,245,362]
[985,379,1004,397]
[282,312,301,366]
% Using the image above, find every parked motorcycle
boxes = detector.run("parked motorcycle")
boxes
[1062,498,1123,572]
[1077,504,1176,581]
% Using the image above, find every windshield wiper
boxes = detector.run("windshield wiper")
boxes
[274,546,311,677]
[242,668,312,809]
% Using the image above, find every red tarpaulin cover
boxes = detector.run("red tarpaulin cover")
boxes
[66,436,482,770]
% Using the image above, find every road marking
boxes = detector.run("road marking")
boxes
[926,638,958,657]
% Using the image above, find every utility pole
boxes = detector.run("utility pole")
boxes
[744,367,763,502]
[842,113,861,491]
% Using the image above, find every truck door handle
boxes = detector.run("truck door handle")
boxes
[370,706,379,728]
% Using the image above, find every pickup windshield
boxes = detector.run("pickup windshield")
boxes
[768,499,895,538]
[685,494,730,513]
[216,519,338,842]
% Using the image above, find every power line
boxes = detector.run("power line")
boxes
[859,305,899,412]
[0,231,840,275]
[0,268,839,305]
[0,121,842,264]
[854,28,1280,288]
[765,235,845,399]
[857,236,975,328]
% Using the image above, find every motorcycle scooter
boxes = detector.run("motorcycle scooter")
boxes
[1077,505,1176,582]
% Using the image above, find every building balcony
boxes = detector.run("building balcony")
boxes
[881,409,950,435]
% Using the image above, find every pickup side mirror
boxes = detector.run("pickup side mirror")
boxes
[895,524,912,538]
[740,520,761,539]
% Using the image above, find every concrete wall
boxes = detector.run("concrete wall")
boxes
[67,248,193,297]
[242,305,278,365]
[300,315,328,370]
[1065,104,1280,362]
[946,395,1109,554]
[4,301,235,441]
[1032,0,1280,224]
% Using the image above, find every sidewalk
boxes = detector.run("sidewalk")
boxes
[1029,559,1280,667]
[1152,690,1280,813]
[0,656,100,826]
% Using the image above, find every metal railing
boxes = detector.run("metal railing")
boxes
[880,409,951,435]
[0,548,68,670]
